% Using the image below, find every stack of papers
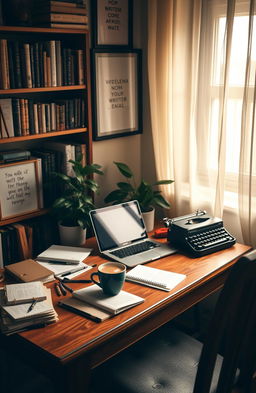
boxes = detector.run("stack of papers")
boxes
[0,284,58,335]
[36,244,93,279]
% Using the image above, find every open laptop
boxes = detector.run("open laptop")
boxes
[89,200,177,267]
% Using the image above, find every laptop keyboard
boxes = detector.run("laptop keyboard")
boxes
[110,241,159,259]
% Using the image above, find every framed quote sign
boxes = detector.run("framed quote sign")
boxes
[92,0,133,48]
[0,159,40,220]
[92,49,142,140]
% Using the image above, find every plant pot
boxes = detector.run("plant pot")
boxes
[142,208,155,232]
[58,222,87,246]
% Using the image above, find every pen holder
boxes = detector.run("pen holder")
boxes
[90,262,126,296]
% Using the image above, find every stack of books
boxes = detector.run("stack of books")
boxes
[0,281,58,335]
[33,0,88,30]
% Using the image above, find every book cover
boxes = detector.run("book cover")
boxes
[58,297,111,322]
[5,259,54,283]
[36,244,92,264]
[73,285,145,315]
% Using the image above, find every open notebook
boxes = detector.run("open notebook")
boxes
[125,265,186,291]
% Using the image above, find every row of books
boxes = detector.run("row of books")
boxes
[0,39,85,89]
[0,282,58,335]
[0,216,59,268]
[33,0,88,30]
[0,97,86,138]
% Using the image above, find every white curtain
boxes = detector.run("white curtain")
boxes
[148,0,256,247]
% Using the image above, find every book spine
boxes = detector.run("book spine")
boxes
[12,98,22,137]
[55,40,62,86]
[77,49,84,85]
[28,99,35,135]
[33,103,39,134]
[30,43,36,88]
[0,39,10,89]
[34,13,88,23]
[24,43,32,88]
[13,41,22,88]
[50,102,56,131]
[24,99,29,135]
[50,40,57,87]
[7,41,15,89]
[0,98,15,138]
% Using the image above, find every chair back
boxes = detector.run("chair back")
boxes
[193,249,256,393]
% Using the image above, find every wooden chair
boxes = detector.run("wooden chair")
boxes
[91,249,256,393]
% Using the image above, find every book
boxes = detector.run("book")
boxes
[5,259,54,283]
[34,13,88,24]
[34,4,87,14]
[58,297,111,322]
[0,149,31,163]
[0,287,58,335]
[72,285,145,315]
[4,281,47,305]
[36,244,92,264]
[0,98,15,138]
[37,260,91,278]
[125,265,186,292]
[39,22,87,29]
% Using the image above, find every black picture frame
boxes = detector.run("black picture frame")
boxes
[91,49,142,141]
[91,0,133,48]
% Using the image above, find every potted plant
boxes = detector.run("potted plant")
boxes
[104,162,174,232]
[52,157,103,246]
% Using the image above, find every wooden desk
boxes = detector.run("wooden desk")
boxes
[0,240,251,393]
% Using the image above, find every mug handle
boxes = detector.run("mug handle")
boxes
[90,272,102,289]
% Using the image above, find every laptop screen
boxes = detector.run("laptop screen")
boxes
[90,201,148,252]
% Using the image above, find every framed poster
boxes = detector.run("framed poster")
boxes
[92,0,133,48]
[0,159,40,220]
[92,49,142,140]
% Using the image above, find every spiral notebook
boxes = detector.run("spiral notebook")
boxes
[125,265,186,292]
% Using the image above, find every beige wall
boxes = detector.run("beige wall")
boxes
[93,0,153,207]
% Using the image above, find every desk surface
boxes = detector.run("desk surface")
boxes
[1,240,251,393]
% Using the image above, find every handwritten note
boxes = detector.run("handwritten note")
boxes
[0,161,39,219]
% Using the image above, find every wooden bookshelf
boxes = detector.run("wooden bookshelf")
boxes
[0,26,92,231]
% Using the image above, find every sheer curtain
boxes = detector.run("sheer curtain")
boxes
[148,0,256,247]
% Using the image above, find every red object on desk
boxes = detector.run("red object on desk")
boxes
[154,227,169,238]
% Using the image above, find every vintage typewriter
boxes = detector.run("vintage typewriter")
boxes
[163,210,236,257]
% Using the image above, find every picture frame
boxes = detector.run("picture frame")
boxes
[92,49,142,141]
[91,0,133,48]
[0,159,40,220]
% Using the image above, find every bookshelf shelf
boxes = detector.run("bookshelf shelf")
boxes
[0,86,86,94]
[0,128,88,144]
[0,209,49,227]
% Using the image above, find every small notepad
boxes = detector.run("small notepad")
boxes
[125,265,186,291]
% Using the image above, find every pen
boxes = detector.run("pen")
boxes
[62,278,92,283]
[58,281,67,296]
[27,299,37,313]
[55,283,62,297]
[60,266,86,277]
[59,281,73,294]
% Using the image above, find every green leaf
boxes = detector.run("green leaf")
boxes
[153,194,171,208]
[117,182,134,192]
[104,189,128,204]
[114,162,133,178]
[154,180,174,186]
